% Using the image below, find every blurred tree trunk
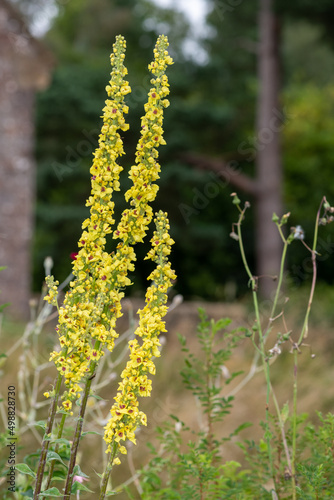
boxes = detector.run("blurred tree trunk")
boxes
[0,0,54,318]
[183,0,283,299]
[0,87,35,318]
[255,0,283,298]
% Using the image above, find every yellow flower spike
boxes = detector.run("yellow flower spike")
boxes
[44,275,59,306]
[114,35,173,248]
[45,38,174,444]
[46,35,132,401]
[94,36,173,355]
[103,210,176,462]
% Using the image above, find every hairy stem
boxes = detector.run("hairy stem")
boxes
[99,441,118,500]
[63,358,97,499]
[42,413,67,496]
[34,373,62,499]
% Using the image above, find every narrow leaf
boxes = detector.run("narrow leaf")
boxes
[38,487,62,497]
[46,451,66,466]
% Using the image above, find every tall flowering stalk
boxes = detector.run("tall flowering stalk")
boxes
[46,36,132,409]
[34,34,174,499]
[101,212,176,495]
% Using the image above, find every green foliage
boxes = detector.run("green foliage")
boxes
[138,308,334,499]
[276,0,334,47]
[179,310,243,425]
[32,0,334,299]
[283,21,334,86]
[138,310,253,499]
[295,413,334,498]
[136,199,334,499]
[33,0,257,299]
[283,84,334,282]
[33,0,193,294]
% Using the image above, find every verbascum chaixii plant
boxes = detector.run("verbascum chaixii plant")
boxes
[32,34,174,499]
[101,212,176,492]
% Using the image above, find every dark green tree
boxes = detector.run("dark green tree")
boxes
[20,0,334,299]
[33,0,193,291]
[183,0,334,297]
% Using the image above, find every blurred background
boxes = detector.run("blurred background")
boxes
[2,1,334,497]
[1,0,334,313]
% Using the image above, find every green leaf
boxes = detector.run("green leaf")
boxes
[71,482,93,494]
[82,430,102,437]
[38,487,62,497]
[231,422,253,436]
[281,402,290,424]
[46,451,66,466]
[177,333,187,347]
[72,464,89,478]
[263,430,273,442]
[16,463,36,478]
[33,420,47,430]
[50,473,67,482]
[52,438,71,446]
[212,318,232,333]
[259,439,268,452]
[56,409,71,415]
[89,393,105,401]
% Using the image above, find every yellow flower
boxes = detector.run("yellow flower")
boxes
[46,35,131,399]
[44,37,175,460]
[44,276,59,306]
[103,211,176,461]
[114,35,173,249]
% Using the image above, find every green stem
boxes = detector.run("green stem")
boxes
[63,358,97,499]
[99,441,118,499]
[292,197,328,497]
[42,413,67,496]
[228,221,289,397]
[236,205,277,490]
[297,197,325,345]
[263,360,277,491]
[291,350,298,500]
[271,385,292,476]
[34,373,63,499]
[265,234,289,343]
[236,207,254,287]
[206,329,215,454]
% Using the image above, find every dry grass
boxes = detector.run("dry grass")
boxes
[1,293,333,498]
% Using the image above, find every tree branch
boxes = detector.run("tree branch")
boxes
[181,152,259,196]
